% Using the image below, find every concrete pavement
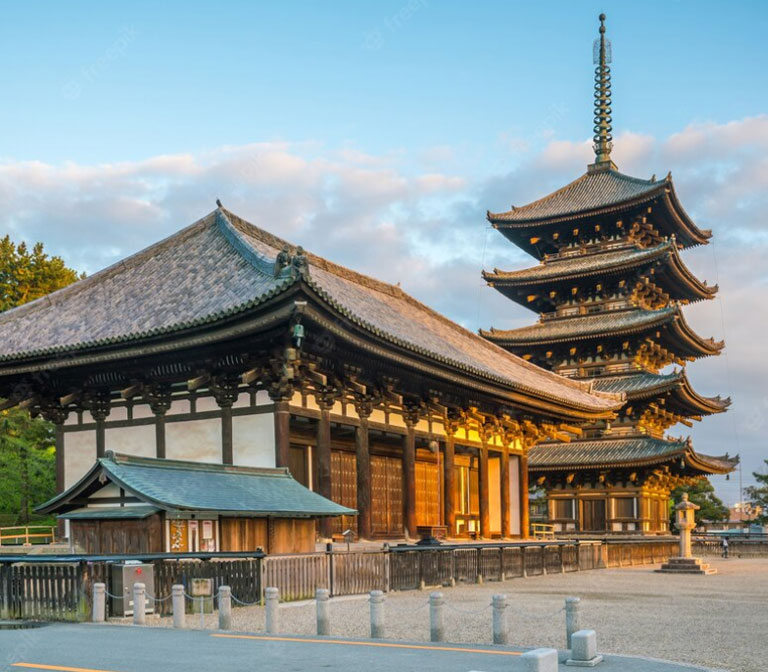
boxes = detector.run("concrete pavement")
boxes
[0,624,721,672]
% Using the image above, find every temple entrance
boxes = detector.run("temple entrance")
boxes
[415,459,440,526]
[454,456,480,537]
[370,455,403,537]
[581,498,606,532]
[331,450,357,536]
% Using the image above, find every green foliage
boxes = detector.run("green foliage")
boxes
[0,235,81,523]
[0,407,56,523]
[745,460,768,524]
[0,235,82,311]
[670,478,729,527]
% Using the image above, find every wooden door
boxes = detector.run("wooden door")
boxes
[331,451,357,535]
[371,455,403,537]
[220,518,268,551]
[582,499,606,532]
[415,460,439,526]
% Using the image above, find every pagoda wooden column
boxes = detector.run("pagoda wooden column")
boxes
[354,406,372,540]
[500,442,510,538]
[268,376,294,469]
[443,418,458,537]
[519,450,530,539]
[479,436,490,539]
[55,424,65,493]
[86,391,111,458]
[402,407,419,539]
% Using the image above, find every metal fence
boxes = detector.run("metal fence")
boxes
[1,537,766,622]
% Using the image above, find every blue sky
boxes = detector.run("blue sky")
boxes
[1,0,767,506]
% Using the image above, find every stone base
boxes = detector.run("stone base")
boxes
[566,655,604,667]
[656,557,717,575]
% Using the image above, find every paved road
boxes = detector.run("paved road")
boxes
[0,624,717,672]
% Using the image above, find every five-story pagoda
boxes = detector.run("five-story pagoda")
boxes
[481,14,737,535]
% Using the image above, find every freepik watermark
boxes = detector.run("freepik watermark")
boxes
[62,25,137,100]
[362,0,428,51]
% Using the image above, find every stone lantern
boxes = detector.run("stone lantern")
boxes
[657,492,716,575]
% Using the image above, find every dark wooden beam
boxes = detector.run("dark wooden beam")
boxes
[443,429,456,536]
[355,413,372,540]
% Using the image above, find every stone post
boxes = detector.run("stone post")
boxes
[369,590,385,639]
[218,585,232,631]
[521,648,558,672]
[132,582,146,626]
[492,594,508,645]
[92,582,106,623]
[172,584,185,628]
[429,591,444,642]
[566,629,603,667]
[265,587,280,634]
[316,588,330,635]
[565,596,581,649]
[676,493,699,559]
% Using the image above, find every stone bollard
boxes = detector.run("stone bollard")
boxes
[316,588,330,636]
[218,585,232,631]
[369,590,385,639]
[566,629,603,667]
[429,592,445,642]
[133,582,146,626]
[521,647,558,672]
[265,587,280,634]
[565,596,581,649]
[492,594,508,645]
[92,582,106,623]
[172,584,185,628]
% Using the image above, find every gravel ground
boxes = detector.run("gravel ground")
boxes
[113,558,768,672]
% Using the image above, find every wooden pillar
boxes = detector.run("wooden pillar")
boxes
[479,443,490,539]
[155,414,166,459]
[273,399,291,468]
[55,424,65,493]
[317,403,333,539]
[220,406,233,465]
[402,415,418,539]
[520,450,530,540]
[355,412,372,540]
[501,446,510,538]
[443,428,456,537]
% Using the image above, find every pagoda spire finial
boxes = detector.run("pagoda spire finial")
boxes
[590,13,616,171]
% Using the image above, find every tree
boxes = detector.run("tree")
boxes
[745,460,768,524]
[670,478,729,527]
[0,236,81,523]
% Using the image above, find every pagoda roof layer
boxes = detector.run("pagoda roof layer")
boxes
[0,208,621,417]
[591,370,730,415]
[483,241,717,306]
[528,436,738,475]
[482,306,724,359]
[488,168,711,255]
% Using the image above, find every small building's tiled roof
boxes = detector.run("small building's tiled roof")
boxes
[0,208,620,416]
[482,306,724,358]
[528,436,738,475]
[38,453,356,517]
[59,505,160,520]
[489,169,665,224]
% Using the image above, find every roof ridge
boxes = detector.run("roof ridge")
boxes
[0,211,217,322]
[106,451,291,477]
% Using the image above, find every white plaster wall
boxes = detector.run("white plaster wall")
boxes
[369,409,386,425]
[110,406,128,422]
[509,455,521,536]
[489,457,501,532]
[233,391,250,409]
[90,483,122,505]
[63,430,97,488]
[105,424,156,458]
[196,396,219,413]
[167,398,191,415]
[132,403,153,419]
[233,413,276,468]
[166,418,221,463]
[255,390,270,405]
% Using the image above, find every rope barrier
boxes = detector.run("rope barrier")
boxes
[230,594,261,607]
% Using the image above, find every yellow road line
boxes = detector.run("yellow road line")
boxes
[210,633,522,656]
[13,664,125,672]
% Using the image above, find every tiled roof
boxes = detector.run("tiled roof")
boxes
[0,208,620,415]
[484,243,670,284]
[482,307,677,345]
[60,505,160,520]
[528,437,737,474]
[40,453,356,517]
[489,169,665,223]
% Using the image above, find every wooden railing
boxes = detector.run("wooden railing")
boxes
[0,525,56,546]
[531,523,555,540]
[2,537,768,621]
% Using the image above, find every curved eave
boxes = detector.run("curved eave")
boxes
[683,448,739,475]
[667,310,724,359]
[529,448,690,472]
[662,245,718,302]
